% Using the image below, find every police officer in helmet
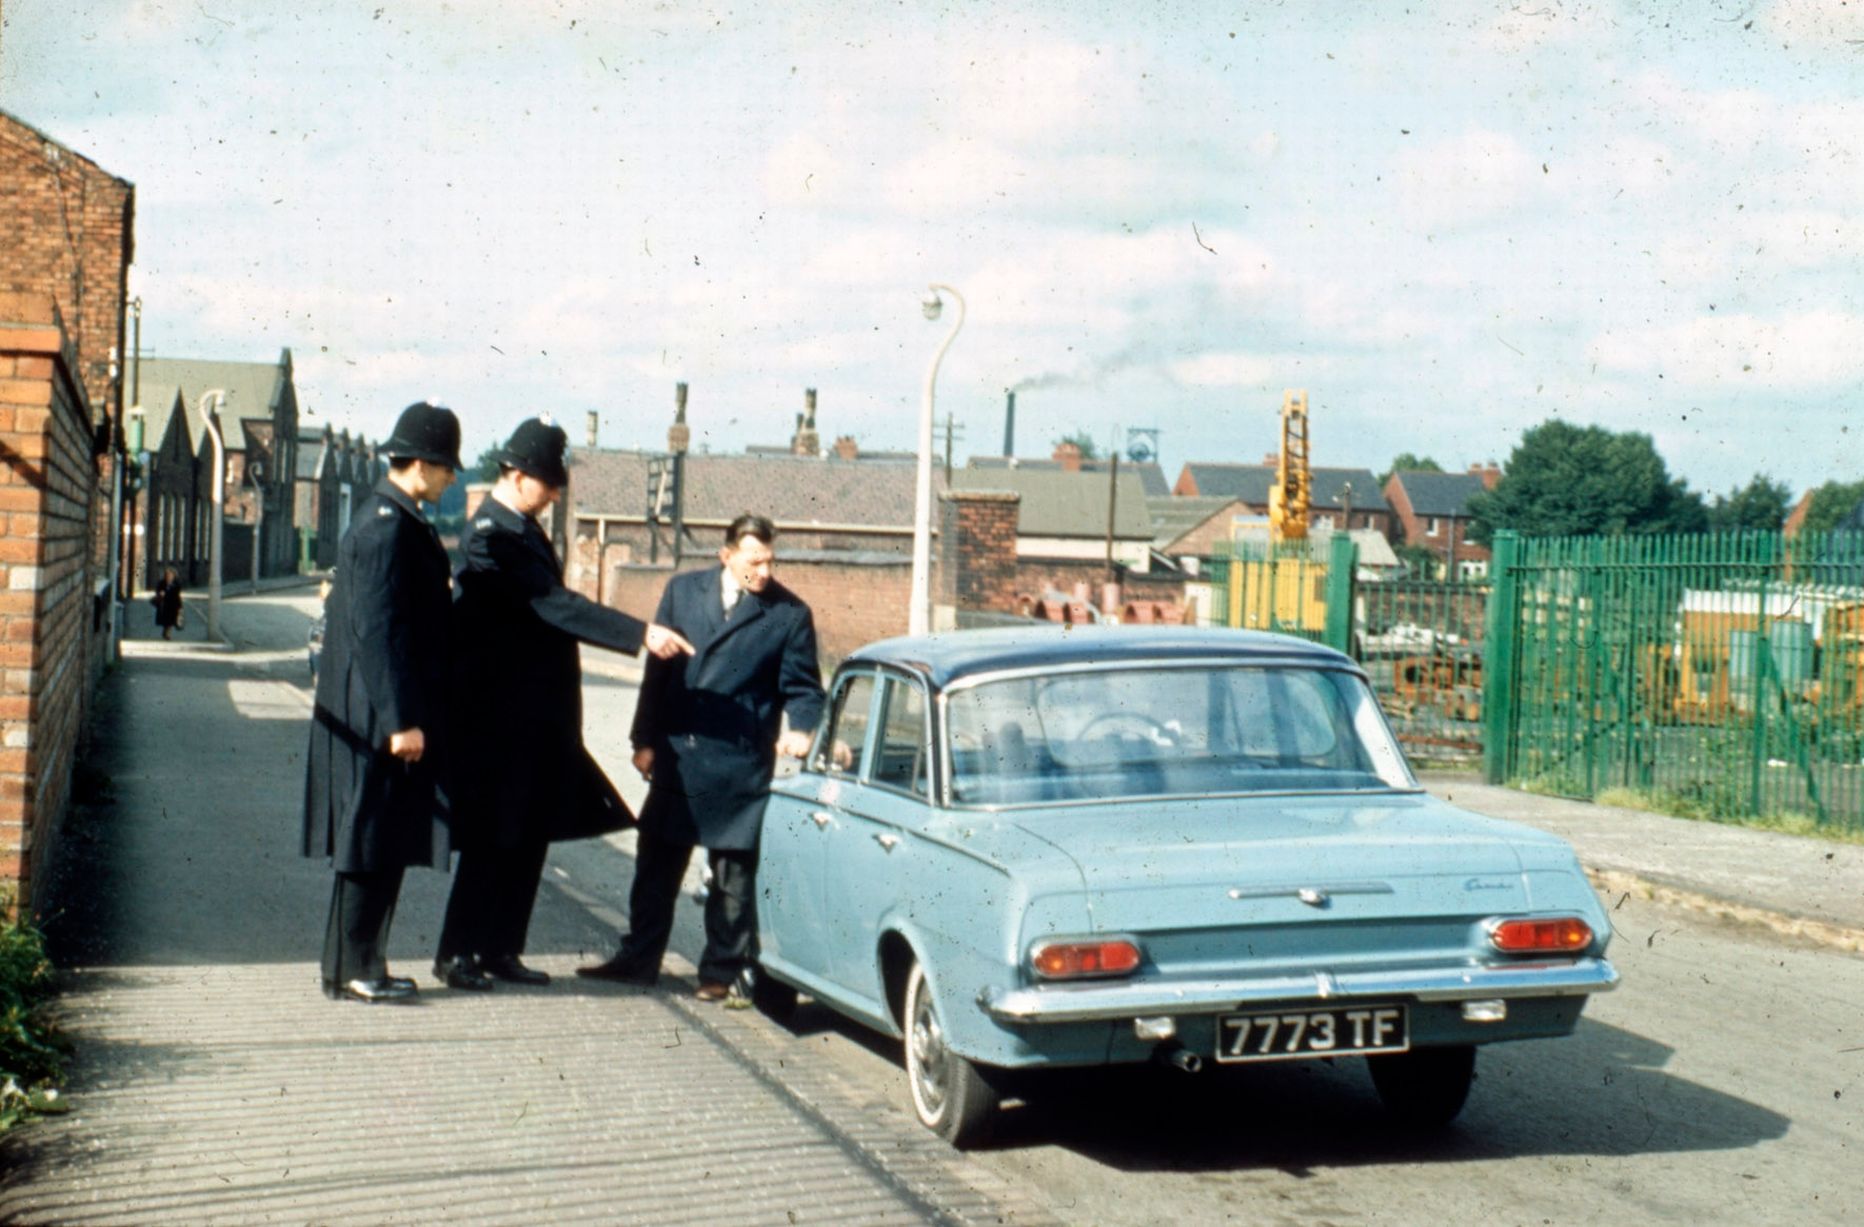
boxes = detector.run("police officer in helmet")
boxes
[303,401,461,1003]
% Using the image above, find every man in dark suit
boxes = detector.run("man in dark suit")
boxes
[434,418,692,991]
[578,514,825,1001]
[302,402,461,1004]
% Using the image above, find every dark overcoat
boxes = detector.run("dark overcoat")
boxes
[301,478,453,873]
[631,566,825,851]
[448,496,646,848]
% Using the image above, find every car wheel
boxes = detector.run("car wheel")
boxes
[750,965,798,1023]
[903,960,998,1147]
[1368,1044,1476,1127]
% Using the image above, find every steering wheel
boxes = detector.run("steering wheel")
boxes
[1078,711,1175,745]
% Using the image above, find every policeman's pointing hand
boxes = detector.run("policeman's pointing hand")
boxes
[644,623,695,659]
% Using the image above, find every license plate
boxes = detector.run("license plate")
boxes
[1214,1005,1409,1063]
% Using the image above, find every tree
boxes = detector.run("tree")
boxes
[1395,543,1441,579]
[1053,430,1101,460]
[1378,452,1443,489]
[473,445,504,482]
[1705,474,1792,533]
[1466,420,1707,544]
[1798,479,1864,535]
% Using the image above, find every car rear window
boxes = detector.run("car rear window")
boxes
[946,664,1415,806]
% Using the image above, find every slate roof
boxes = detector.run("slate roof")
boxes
[951,466,1154,539]
[1390,470,1490,518]
[969,456,1171,498]
[1146,495,1244,550]
[134,379,189,454]
[295,426,329,481]
[566,448,935,530]
[138,355,290,450]
[1178,463,1392,513]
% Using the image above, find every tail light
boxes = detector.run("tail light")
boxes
[1489,916,1593,954]
[1029,937,1142,980]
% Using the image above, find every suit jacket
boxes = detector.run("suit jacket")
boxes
[631,565,825,850]
[449,495,646,848]
[302,477,453,873]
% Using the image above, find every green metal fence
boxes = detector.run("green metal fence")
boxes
[1357,576,1490,763]
[1482,530,1864,833]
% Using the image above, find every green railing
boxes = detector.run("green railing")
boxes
[1357,574,1490,763]
[1483,529,1864,833]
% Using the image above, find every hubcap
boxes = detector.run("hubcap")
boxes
[910,984,948,1119]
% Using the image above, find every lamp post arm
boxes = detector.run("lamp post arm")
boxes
[912,283,965,637]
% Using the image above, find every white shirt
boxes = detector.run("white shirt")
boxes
[721,569,742,615]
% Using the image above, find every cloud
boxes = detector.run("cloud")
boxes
[1169,351,1334,387]
[1588,310,1864,390]
[1392,128,1543,230]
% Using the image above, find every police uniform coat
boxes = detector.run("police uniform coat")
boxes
[449,496,646,848]
[302,478,453,873]
[631,565,825,851]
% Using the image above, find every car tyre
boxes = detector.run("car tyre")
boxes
[903,960,998,1147]
[750,965,798,1023]
[1368,1044,1476,1127]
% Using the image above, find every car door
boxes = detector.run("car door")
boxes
[820,670,932,1011]
[759,670,877,986]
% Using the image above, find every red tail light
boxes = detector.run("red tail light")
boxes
[1489,916,1593,953]
[1029,938,1142,980]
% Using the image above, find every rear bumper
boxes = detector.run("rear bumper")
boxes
[977,957,1619,1024]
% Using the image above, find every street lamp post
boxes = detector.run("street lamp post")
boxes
[198,390,227,641]
[249,459,265,594]
[914,283,965,637]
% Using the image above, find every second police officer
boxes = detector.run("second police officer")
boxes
[433,418,693,991]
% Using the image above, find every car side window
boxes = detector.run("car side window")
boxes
[813,673,875,776]
[872,676,929,797]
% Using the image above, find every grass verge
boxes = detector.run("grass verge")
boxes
[1592,787,1864,846]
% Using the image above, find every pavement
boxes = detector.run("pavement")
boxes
[0,583,1860,1223]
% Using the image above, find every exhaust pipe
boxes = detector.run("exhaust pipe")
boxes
[1156,1044,1203,1074]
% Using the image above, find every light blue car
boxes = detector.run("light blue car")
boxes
[754,626,1619,1147]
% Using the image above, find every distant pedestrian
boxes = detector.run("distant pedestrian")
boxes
[578,514,824,1002]
[433,418,692,992]
[151,567,184,640]
[301,401,461,1004]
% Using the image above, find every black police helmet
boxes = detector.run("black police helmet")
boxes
[495,417,570,488]
[382,401,463,471]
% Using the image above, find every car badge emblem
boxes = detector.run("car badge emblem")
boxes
[1297,888,1330,908]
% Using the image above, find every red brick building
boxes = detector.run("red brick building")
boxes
[1382,465,1501,579]
[0,109,135,911]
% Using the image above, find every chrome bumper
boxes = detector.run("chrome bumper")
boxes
[977,958,1619,1024]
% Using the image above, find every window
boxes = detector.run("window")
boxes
[1427,517,1441,537]
[871,676,929,796]
[812,673,874,777]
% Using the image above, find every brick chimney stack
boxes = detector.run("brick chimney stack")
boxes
[792,388,820,456]
[1470,461,1502,489]
[1053,440,1083,473]
[831,435,858,461]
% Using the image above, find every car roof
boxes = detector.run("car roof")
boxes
[844,625,1353,688]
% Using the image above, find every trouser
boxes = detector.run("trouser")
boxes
[323,868,405,986]
[615,830,756,986]
[436,840,549,962]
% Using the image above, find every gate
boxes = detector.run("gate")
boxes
[1197,533,1357,650]
[1483,530,1864,833]
[1357,576,1490,763]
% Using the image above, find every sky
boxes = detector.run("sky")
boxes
[2,0,1859,500]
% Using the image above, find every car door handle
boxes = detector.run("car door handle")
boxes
[810,811,832,828]
[874,833,899,851]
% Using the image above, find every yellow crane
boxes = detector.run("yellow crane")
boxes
[1268,388,1310,541]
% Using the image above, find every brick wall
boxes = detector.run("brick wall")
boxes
[938,490,1020,614]
[0,298,96,910]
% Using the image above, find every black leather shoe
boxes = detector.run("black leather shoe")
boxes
[385,975,418,993]
[335,977,416,1003]
[433,956,495,992]
[480,955,550,986]
[574,954,658,986]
